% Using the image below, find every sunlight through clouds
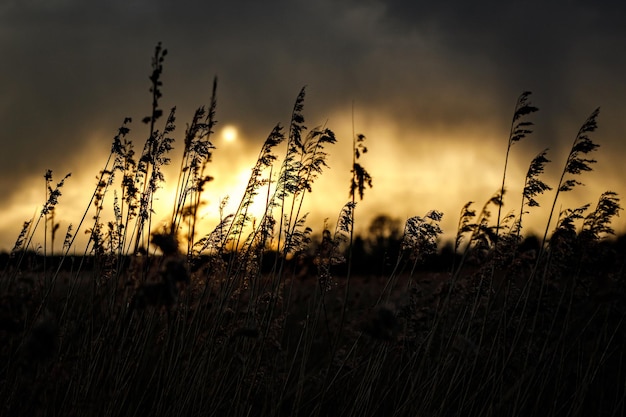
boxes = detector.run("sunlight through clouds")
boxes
[221,125,238,143]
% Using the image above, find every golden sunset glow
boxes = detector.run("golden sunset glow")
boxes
[221,125,238,143]
[0,113,624,253]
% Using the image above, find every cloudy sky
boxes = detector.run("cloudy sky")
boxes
[1,0,625,252]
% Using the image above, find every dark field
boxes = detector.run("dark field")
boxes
[2,234,626,417]
[2,44,626,416]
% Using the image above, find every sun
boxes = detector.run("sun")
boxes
[221,125,238,143]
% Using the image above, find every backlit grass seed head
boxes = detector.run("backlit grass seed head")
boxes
[402,211,444,262]
[548,204,590,268]
[272,87,307,202]
[538,108,602,251]
[523,149,552,208]
[142,41,167,125]
[559,108,601,192]
[10,221,31,256]
[111,118,133,166]
[62,224,73,251]
[194,213,234,255]
[337,201,356,236]
[495,92,539,242]
[455,201,476,253]
[289,87,306,150]
[581,191,622,240]
[554,204,590,237]
[350,134,373,201]
[465,191,503,252]
[283,215,312,256]
[41,172,71,215]
[509,91,539,144]
[514,149,552,238]
[223,126,284,246]
[296,127,337,193]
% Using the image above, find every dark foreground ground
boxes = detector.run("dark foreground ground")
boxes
[1,246,626,417]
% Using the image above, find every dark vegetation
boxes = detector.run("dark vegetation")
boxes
[2,44,626,416]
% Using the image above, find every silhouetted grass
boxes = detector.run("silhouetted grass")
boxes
[1,44,625,417]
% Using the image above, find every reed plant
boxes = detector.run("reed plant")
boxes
[1,44,625,417]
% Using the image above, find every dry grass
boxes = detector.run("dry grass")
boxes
[1,44,625,417]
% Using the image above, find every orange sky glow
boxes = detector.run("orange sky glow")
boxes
[1,110,623,254]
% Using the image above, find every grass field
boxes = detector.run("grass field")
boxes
[2,44,625,417]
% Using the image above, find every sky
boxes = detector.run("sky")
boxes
[1,0,626,253]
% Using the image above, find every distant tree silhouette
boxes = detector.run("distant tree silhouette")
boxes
[365,214,402,274]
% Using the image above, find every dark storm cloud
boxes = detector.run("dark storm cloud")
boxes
[378,0,626,104]
[0,0,386,190]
